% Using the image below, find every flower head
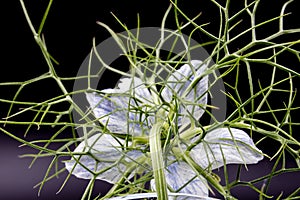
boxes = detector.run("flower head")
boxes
[65,60,263,198]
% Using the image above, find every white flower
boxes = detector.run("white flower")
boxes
[65,60,263,198]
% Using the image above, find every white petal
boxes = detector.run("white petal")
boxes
[65,133,143,184]
[86,93,127,133]
[86,92,153,136]
[102,77,154,105]
[161,60,208,126]
[190,128,263,170]
[150,161,209,198]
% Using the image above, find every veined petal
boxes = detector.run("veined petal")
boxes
[86,93,128,133]
[102,77,154,105]
[150,161,209,198]
[65,133,143,184]
[86,92,153,136]
[190,128,263,170]
[161,60,208,126]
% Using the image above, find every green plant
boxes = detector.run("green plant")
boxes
[1,0,299,199]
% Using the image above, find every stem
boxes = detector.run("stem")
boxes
[183,152,229,198]
[19,0,87,119]
[149,110,168,200]
[102,156,147,199]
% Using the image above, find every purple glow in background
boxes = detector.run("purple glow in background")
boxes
[1,133,300,199]
[0,133,111,200]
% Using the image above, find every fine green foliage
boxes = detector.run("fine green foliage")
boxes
[1,0,299,199]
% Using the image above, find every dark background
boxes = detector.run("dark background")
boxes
[1,0,300,199]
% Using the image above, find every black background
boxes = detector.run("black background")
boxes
[1,0,300,199]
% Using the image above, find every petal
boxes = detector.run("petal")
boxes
[161,60,208,126]
[65,133,143,184]
[190,128,263,170]
[86,91,153,136]
[86,93,128,133]
[150,161,209,198]
[102,77,154,105]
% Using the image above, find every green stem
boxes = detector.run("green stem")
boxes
[19,0,87,121]
[183,152,229,198]
[149,110,168,200]
[101,155,148,199]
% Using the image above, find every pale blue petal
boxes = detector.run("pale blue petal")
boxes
[65,133,143,184]
[86,93,128,133]
[86,91,154,136]
[190,128,263,170]
[102,77,154,105]
[161,60,208,126]
[101,77,155,135]
[150,161,209,198]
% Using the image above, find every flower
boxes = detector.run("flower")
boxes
[65,60,263,198]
